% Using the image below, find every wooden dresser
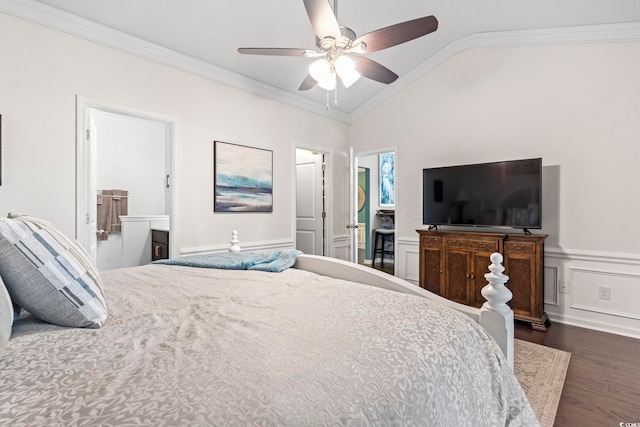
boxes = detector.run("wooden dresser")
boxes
[417,229,548,330]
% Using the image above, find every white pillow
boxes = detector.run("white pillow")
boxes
[0,214,107,328]
[0,275,12,354]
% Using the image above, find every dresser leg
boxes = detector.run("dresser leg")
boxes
[515,312,549,332]
[531,321,548,332]
[530,313,550,332]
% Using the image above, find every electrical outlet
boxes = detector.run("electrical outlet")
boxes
[598,286,611,300]
[559,281,570,294]
[412,210,422,219]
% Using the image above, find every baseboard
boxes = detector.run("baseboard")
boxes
[547,313,640,340]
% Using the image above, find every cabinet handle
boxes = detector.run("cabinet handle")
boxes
[439,269,443,273]
[470,274,475,279]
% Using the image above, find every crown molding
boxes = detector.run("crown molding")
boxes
[2,0,639,125]
[350,21,640,122]
[0,0,351,123]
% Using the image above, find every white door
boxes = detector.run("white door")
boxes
[85,113,98,262]
[296,149,325,255]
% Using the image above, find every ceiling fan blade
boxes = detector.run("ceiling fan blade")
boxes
[303,0,342,40]
[355,57,398,84]
[238,48,312,56]
[354,16,438,53]
[299,74,317,91]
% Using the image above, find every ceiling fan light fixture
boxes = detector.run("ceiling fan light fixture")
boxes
[335,55,360,88]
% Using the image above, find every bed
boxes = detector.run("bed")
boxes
[0,216,538,426]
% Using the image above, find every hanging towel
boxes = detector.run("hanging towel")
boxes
[110,189,129,232]
[96,193,113,241]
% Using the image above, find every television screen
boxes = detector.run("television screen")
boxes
[423,158,542,229]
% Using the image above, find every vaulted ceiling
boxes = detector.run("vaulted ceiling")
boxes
[16,0,640,118]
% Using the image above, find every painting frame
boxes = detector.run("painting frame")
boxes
[213,140,273,213]
[379,151,395,208]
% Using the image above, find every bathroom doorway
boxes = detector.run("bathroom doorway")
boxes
[76,97,175,271]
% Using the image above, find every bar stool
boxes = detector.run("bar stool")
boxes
[373,228,395,268]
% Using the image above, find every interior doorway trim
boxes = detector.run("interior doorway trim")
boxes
[75,95,177,258]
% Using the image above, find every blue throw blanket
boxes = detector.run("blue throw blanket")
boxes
[152,249,302,273]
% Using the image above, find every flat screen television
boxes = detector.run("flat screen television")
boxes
[423,158,542,229]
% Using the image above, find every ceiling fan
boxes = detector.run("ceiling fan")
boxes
[238,0,438,92]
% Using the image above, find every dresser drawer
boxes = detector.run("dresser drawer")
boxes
[447,238,499,252]
[505,241,536,254]
[421,235,442,246]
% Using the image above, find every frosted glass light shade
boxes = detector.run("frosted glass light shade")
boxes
[335,56,361,88]
[309,59,331,82]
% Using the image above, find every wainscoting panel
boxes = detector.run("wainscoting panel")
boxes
[180,239,294,257]
[332,234,350,261]
[543,249,640,339]
[543,266,558,306]
[570,268,640,321]
[398,238,420,285]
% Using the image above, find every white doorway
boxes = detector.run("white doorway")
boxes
[295,148,326,256]
[351,147,397,275]
[76,97,175,270]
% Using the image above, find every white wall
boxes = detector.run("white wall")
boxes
[350,41,640,338]
[0,12,349,256]
[94,110,168,216]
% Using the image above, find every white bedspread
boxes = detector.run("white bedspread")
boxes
[1,264,538,426]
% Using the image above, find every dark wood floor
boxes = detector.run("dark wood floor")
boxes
[370,261,394,275]
[515,322,640,426]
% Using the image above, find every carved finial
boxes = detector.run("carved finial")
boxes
[229,230,241,252]
[481,252,512,313]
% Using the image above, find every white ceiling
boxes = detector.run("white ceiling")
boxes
[26,0,640,115]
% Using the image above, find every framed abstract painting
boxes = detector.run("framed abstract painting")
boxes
[214,140,273,212]
[379,151,395,207]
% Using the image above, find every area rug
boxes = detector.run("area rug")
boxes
[514,339,571,427]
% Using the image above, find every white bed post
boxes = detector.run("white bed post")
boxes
[229,230,241,252]
[479,253,515,367]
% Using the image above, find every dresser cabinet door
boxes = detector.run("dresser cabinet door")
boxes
[444,249,470,305]
[419,235,444,294]
[420,246,443,294]
[503,241,538,318]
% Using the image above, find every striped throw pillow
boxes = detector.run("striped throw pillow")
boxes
[0,214,107,328]
[0,275,12,353]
